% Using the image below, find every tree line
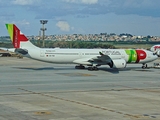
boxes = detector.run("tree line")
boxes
[0,41,115,49]
[32,40,115,49]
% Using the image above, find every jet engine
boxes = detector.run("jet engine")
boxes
[109,59,126,68]
[156,50,160,57]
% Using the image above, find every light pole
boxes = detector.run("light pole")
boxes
[40,20,48,47]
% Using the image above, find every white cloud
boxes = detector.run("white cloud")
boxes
[64,0,98,4]
[64,0,76,3]
[12,0,38,5]
[81,0,98,4]
[7,19,30,25]
[18,19,30,25]
[56,21,71,32]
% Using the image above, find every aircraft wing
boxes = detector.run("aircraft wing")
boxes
[92,52,112,65]
[0,47,16,53]
[0,47,9,51]
[73,52,126,69]
[15,48,28,55]
[73,52,112,66]
[0,47,28,55]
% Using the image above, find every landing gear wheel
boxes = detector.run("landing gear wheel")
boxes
[88,66,99,71]
[75,65,85,69]
[93,66,99,71]
[88,67,93,71]
[142,63,147,69]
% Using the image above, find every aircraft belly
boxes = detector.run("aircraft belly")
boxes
[43,55,80,63]
[139,57,157,63]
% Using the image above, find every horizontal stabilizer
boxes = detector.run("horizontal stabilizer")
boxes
[15,48,28,55]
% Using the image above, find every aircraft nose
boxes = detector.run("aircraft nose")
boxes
[145,51,158,62]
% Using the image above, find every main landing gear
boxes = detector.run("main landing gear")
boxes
[75,64,99,71]
[142,63,148,69]
[75,65,85,69]
[88,66,99,71]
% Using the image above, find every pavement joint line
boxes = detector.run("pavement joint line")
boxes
[0,87,159,96]
[17,87,149,119]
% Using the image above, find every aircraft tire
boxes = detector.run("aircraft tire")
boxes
[88,66,99,71]
[75,65,85,69]
[142,64,147,69]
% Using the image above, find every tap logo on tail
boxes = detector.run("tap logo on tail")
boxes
[5,24,28,48]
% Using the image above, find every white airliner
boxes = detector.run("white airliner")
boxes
[5,24,158,70]
[150,45,160,57]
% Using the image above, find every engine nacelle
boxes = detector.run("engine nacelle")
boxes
[110,59,126,69]
[156,50,160,57]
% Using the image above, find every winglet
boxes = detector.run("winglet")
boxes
[5,24,28,48]
[99,51,104,56]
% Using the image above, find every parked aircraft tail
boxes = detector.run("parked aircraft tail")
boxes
[5,24,38,49]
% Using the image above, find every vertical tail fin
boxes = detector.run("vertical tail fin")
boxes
[6,24,38,49]
[6,24,28,48]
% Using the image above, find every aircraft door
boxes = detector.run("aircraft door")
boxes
[40,50,45,57]
[79,52,82,57]
[121,52,125,59]
[79,52,85,57]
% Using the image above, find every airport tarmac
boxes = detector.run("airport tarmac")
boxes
[0,57,160,120]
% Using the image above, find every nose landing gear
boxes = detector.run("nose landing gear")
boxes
[142,63,148,69]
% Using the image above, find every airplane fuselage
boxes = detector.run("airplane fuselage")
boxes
[23,48,157,65]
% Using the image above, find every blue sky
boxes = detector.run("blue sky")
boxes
[0,0,160,36]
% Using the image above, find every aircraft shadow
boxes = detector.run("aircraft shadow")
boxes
[98,67,119,74]
[12,66,76,71]
[12,66,119,74]
[12,67,55,70]
[98,66,149,73]
[12,66,148,74]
